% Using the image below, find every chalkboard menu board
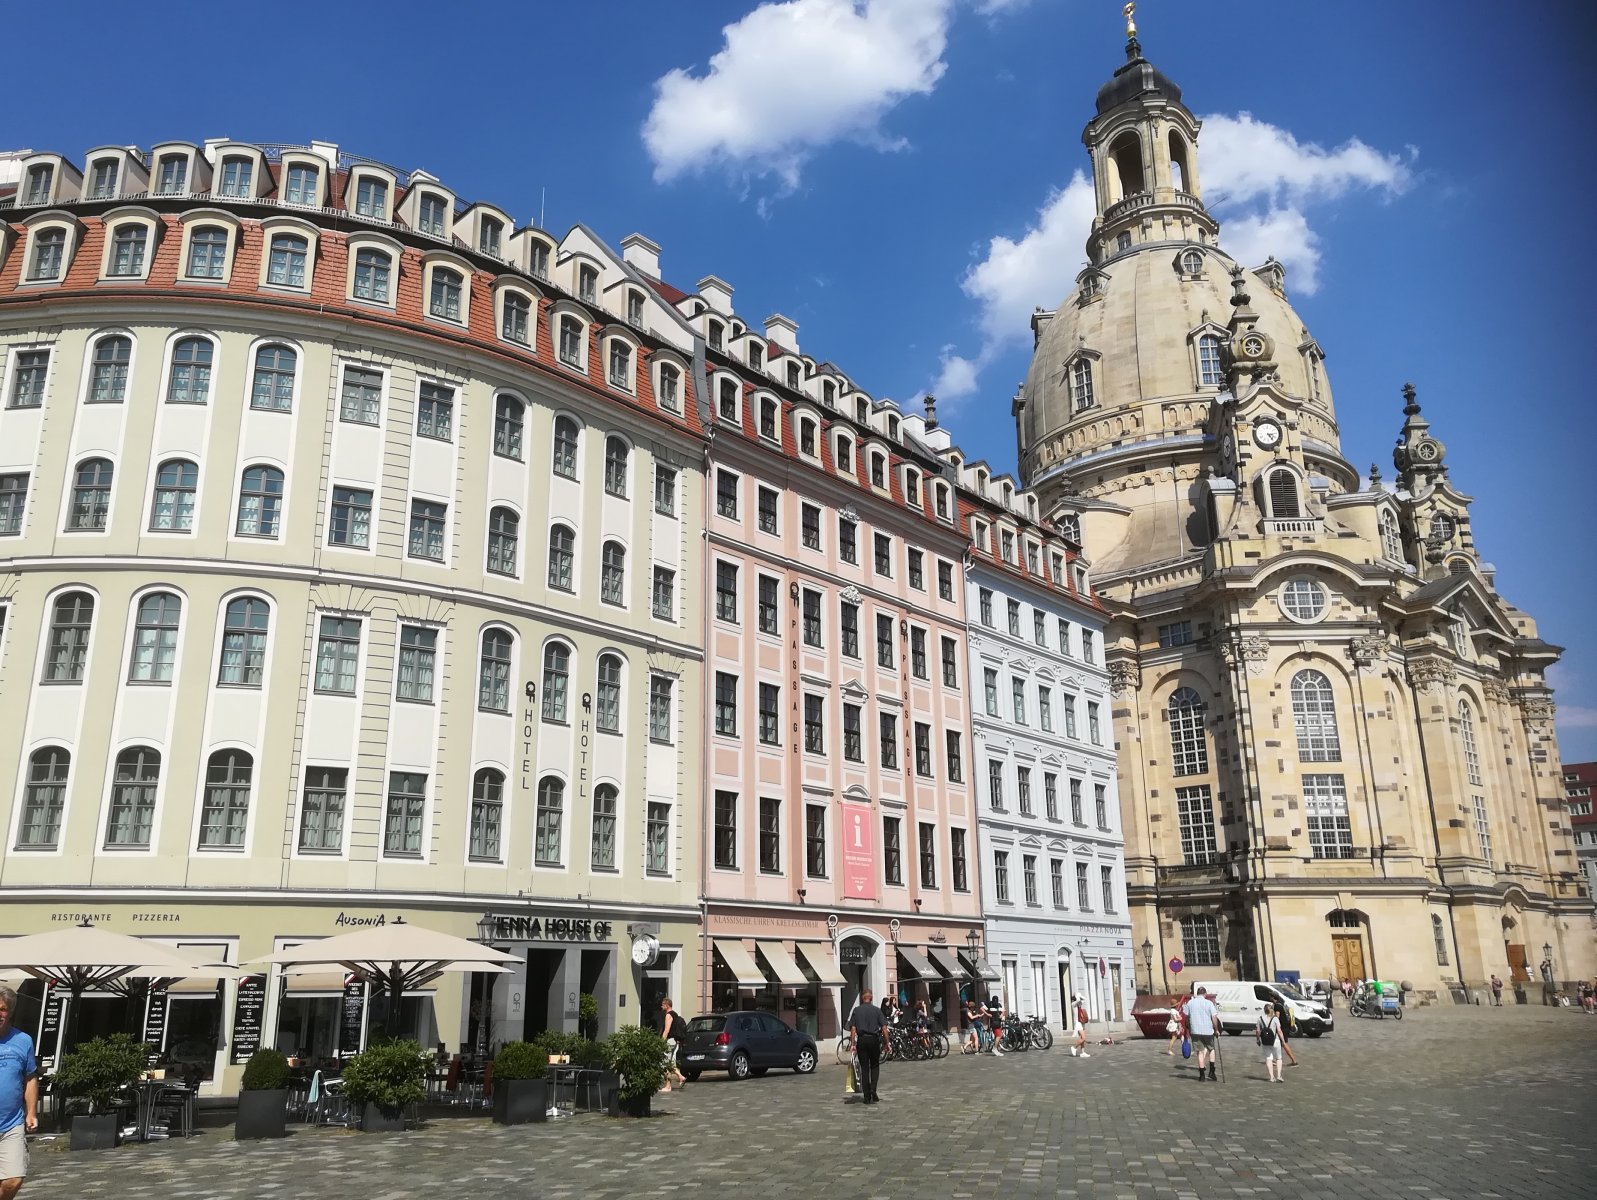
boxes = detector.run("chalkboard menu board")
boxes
[229,975,267,1065]
[338,976,366,1056]
[38,986,65,1070]
[141,983,170,1063]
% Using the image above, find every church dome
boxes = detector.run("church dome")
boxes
[1095,51,1182,115]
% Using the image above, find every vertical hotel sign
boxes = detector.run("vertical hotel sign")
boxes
[841,802,877,900]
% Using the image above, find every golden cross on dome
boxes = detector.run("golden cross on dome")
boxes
[1124,2,1137,38]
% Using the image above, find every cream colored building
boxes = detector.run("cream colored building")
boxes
[1014,35,1595,1000]
[0,141,706,1090]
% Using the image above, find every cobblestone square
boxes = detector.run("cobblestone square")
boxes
[23,1005,1596,1199]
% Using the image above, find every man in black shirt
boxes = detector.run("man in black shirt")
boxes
[849,989,887,1105]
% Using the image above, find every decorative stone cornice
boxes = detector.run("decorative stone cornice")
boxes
[1348,635,1387,666]
[1406,656,1456,693]
[1481,679,1512,706]
[840,585,863,604]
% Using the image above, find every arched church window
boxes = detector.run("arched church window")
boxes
[1290,669,1340,761]
[1432,914,1449,965]
[1169,130,1191,192]
[1197,334,1223,386]
[1458,700,1482,787]
[1070,358,1095,412]
[1168,687,1208,777]
[1060,514,1081,544]
[1109,131,1146,200]
[1379,510,1404,563]
[1267,469,1300,519]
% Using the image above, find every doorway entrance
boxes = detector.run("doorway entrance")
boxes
[838,936,875,1020]
[1331,935,1365,983]
[1057,955,1074,1030]
[1108,964,1124,1021]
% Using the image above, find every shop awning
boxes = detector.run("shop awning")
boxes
[283,968,350,995]
[713,940,767,987]
[927,947,970,981]
[896,946,939,981]
[796,942,846,986]
[958,950,1002,982]
[756,942,809,987]
[166,944,230,993]
[166,974,224,995]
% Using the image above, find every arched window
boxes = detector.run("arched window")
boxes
[1070,358,1095,411]
[166,336,214,404]
[835,434,853,473]
[501,291,531,344]
[542,643,570,723]
[557,314,583,366]
[236,466,284,537]
[591,783,618,870]
[352,248,391,303]
[1180,249,1204,276]
[108,224,147,276]
[1109,131,1145,199]
[284,162,319,205]
[150,458,198,533]
[265,234,308,288]
[129,592,182,683]
[106,746,161,847]
[486,507,519,576]
[1291,670,1341,761]
[429,267,463,320]
[1432,913,1449,966]
[491,394,524,460]
[1379,510,1404,564]
[1458,701,1482,787]
[88,335,132,403]
[68,458,113,531]
[19,748,71,848]
[470,769,504,860]
[29,227,67,280]
[1197,334,1223,386]
[1169,130,1191,192]
[44,591,95,683]
[1060,514,1082,544]
[552,416,579,479]
[218,597,269,686]
[199,750,252,848]
[603,436,629,497]
[1168,687,1208,776]
[478,629,512,713]
[535,777,564,866]
[1179,915,1220,966]
[595,653,622,733]
[657,362,681,412]
[600,541,625,606]
[250,344,296,410]
[186,226,229,279]
[1115,230,1133,253]
[547,524,575,591]
[1266,469,1300,519]
[607,340,633,390]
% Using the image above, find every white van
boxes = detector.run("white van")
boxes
[1189,980,1334,1037]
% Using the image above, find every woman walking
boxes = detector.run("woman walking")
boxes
[1071,996,1091,1058]
[1165,995,1187,1056]
[1256,1001,1285,1082]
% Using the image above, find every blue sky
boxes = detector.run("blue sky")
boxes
[14,0,1596,759]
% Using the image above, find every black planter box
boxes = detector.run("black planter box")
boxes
[235,1088,288,1140]
[70,1113,120,1151]
[617,1091,652,1118]
[360,1103,406,1133]
[491,1077,548,1125]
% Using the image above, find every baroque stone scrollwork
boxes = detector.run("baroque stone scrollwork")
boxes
[1516,694,1555,729]
[1406,657,1456,693]
[1348,635,1387,666]
[840,585,864,604]
[1218,636,1270,675]
[1108,659,1142,697]
[1481,679,1512,705]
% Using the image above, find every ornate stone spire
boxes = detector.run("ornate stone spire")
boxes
[1393,381,1447,492]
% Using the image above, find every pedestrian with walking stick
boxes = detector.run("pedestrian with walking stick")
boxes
[1185,986,1221,1083]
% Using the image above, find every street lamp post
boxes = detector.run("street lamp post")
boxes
[1141,939,1154,994]
[472,912,501,1057]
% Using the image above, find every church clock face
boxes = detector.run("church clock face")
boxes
[1253,420,1282,449]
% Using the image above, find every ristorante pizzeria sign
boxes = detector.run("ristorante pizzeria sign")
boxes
[487,915,614,942]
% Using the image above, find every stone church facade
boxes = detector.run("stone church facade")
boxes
[1014,31,1595,999]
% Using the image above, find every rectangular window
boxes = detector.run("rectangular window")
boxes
[757,485,779,535]
[89,159,119,199]
[758,683,781,746]
[354,176,388,218]
[908,549,924,590]
[883,817,903,887]
[713,791,738,870]
[1304,773,1355,859]
[654,465,678,516]
[395,625,437,702]
[759,797,781,874]
[339,365,382,425]
[843,703,862,762]
[715,560,739,622]
[994,850,1010,904]
[8,350,49,409]
[984,668,1000,717]
[940,637,959,688]
[408,499,446,561]
[1095,783,1109,829]
[801,503,820,550]
[652,566,676,621]
[1101,865,1115,912]
[951,828,969,892]
[714,672,738,737]
[1039,688,1053,732]
[802,588,822,647]
[841,602,860,658]
[1023,855,1039,906]
[716,469,739,519]
[757,574,780,635]
[646,802,670,875]
[946,730,963,783]
[1034,612,1046,647]
[804,694,825,754]
[328,487,373,549]
[918,822,937,889]
[298,767,347,852]
[879,713,898,769]
[1007,599,1021,637]
[914,722,932,777]
[649,675,674,742]
[1082,630,1096,664]
[1159,620,1194,648]
[873,532,892,576]
[806,804,827,878]
[839,518,857,564]
[1087,701,1102,745]
[383,771,426,857]
[1076,862,1091,910]
[876,614,895,669]
[589,786,614,870]
[1011,677,1027,725]
[1044,772,1059,821]
[1176,785,1218,865]
[988,759,1005,811]
[938,561,954,601]
[1051,860,1065,908]
[416,382,453,440]
[910,627,928,678]
[1063,693,1078,740]
[1070,778,1084,825]
[313,616,360,694]
[0,473,28,535]
[979,589,993,627]
[1017,766,1033,816]
[1057,618,1071,656]
[157,155,188,195]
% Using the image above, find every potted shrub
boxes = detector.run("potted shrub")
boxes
[578,992,599,1041]
[53,1033,148,1151]
[236,1048,291,1140]
[341,1039,428,1132]
[490,1042,548,1125]
[602,1025,667,1118]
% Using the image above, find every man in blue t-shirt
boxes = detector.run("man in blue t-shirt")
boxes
[0,984,39,1199]
[1185,986,1221,1082]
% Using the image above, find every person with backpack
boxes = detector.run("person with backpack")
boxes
[658,997,690,1092]
[1256,1001,1285,1083]
[1071,996,1091,1058]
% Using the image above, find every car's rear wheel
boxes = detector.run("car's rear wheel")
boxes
[729,1050,752,1080]
[795,1046,817,1074]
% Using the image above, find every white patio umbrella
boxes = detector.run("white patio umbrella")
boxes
[254,917,516,1038]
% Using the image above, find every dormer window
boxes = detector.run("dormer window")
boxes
[904,470,920,506]
[626,290,644,327]
[219,156,253,198]
[799,416,817,456]
[1026,543,1039,574]
[869,451,885,488]
[975,469,988,494]
[607,340,633,391]
[759,396,778,440]
[934,482,950,520]
[1197,334,1223,387]
[28,228,67,280]
[1179,249,1204,276]
[717,377,739,422]
[429,268,464,321]
[1081,273,1102,300]
[656,362,682,413]
[1050,552,1064,584]
[887,415,899,438]
[1061,514,1081,543]
[1001,530,1015,562]
[835,435,853,473]
[822,379,836,405]
[479,216,504,257]
[186,225,229,279]
[89,160,119,199]
[855,398,868,423]
[265,233,308,289]
[1070,358,1096,412]
[24,164,53,205]
[578,264,598,303]
[749,343,763,371]
[787,362,801,389]
[353,176,389,219]
[283,163,318,206]
[529,242,550,280]
[972,519,988,552]
[156,155,188,195]
[108,223,148,277]
[417,193,448,237]
[501,291,531,344]
[352,247,392,304]
[708,319,724,350]
[558,314,584,367]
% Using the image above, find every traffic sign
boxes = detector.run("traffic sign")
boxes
[1168,957,1184,974]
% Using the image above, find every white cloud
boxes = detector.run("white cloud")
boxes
[1558,705,1597,731]
[934,113,1414,403]
[643,0,956,191]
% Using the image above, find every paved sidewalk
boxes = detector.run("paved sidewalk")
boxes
[24,1003,1597,1199]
